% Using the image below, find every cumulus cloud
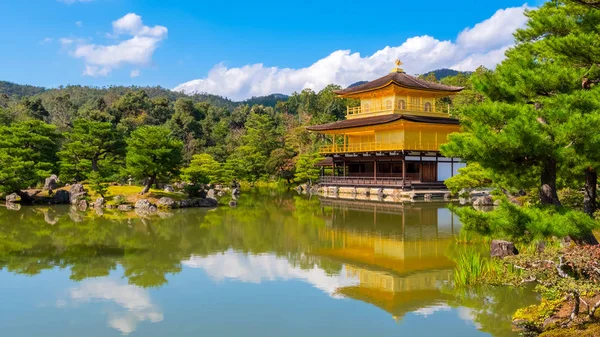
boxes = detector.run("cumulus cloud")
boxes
[64,13,167,77]
[174,4,530,100]
[182,250,359,298]
[66,279,163,335]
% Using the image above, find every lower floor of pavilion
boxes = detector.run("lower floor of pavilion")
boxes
[318,152,466,189]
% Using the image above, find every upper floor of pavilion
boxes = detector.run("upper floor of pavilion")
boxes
[335,60,463,119]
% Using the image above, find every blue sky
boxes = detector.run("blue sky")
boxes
[0,0,535,100]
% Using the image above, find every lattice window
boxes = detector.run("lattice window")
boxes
[424,102,432,112]
[397,99,406,110]
[364,103,370,113]
[385,100,392,110]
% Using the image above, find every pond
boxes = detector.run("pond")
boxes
[0,189,536,337]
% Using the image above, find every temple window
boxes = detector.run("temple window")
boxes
[397,99,406,110]
[364,103,370,113]
[424,102,432,112]
[385,100,392,110]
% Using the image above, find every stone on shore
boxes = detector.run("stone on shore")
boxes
[5,193,19,203]
[78,199,88,211]
[163,185,174,193]
[44,175,59,191]
[69,184,87,204]
[117,205,133,211]
[94,197,105,208]
[473,195,494,206]
[53,190,70,204]
[135,199,155,210]
[490,240,519,258]
[157,197,176,209]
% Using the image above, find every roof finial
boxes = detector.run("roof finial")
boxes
[391,59,404,73]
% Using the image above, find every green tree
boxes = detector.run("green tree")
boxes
[294,152,323,185]
[181,153,224,184]
[88,171,108,198]
[125,126,183,194]
[0,121,59,200]
[58,119,124,182]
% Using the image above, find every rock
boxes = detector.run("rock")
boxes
[163,185,174,193]
[232,188,240,196]
[52,190,71,205]
[117,205,133,211]
[176,198,217,208]
[95,208,104,216]
[78,199,88,211]
[424,193,432,201]
[69,184,87,204]
[490,240,519,258]
[157,197,176,209]
[473,195,494,206]
[106,204,116,209]
[135,199,154,210]
[229,200,237,207]
[5,202,21,211]
[5,193,19,203]
[94,197,105,208]
[206,189,216,200]
[536,241,546,253]
[44,174,59,191]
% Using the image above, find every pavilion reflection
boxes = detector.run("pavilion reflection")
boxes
[315,200,460,320]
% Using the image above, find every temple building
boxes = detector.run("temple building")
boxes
[307,60,466,189]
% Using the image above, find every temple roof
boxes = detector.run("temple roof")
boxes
[334,72,464,96]
[306,114,459,132]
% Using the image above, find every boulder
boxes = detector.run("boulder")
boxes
[135,199,154,210]
[106,204,116,209]
[157,197,176,209]
[94,197,105,208]
[206,189,216,200]
[69,184,87,204]
[490,240,519,258]
[52,190,70,204]
[5,193,19,203]
[78,199,88,211]
[473,195,494,206]
[117,204,133,211]
[163,185,175,193]
[44,175,59,191]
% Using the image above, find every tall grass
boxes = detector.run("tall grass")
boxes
[452,247,517,287]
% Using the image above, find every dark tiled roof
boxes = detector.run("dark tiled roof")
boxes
[306,114,459,132]
[335,72,463,95]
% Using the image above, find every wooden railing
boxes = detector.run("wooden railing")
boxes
[346,103,451,117]
[319,141,442,153]
[319,176,411,188]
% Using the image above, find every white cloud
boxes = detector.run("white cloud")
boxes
[75,21,83,27]
[40,37,53,45]
[182,250,359,298]
[130,69,140,78]
[174,4,530,100]
[66,278,163,335]
[64,13,167,77]
[59,38,74,46]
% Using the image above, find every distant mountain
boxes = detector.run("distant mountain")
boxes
[0,82,288,109]
[0,81,46,98]
[242,93,289,107]
[347,81,368,88]
[422,68,472,80]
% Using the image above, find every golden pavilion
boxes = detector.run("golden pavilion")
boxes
[307,60,466,189]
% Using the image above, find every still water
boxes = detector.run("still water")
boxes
[0,190,536,337]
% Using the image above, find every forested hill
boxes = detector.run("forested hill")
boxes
[0,81,290,109]
[0,81,46,98]
[420,68,472,80]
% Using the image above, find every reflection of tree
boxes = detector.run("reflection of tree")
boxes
[0,190,337,288]
[441,285,539,337]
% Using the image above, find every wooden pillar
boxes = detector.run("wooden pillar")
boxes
[402,157,406,190]
[333,134,336,152]
[343,159,346,177]
[374,159,377,182]
[419,157,423,182]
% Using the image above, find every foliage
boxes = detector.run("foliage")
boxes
[456,200,598,243]
[444,163,493,194]
[294,152,323,184]
[87,171,108,198]
[125,126,183,192]
[181,153,224,184]
[0,120,59,195]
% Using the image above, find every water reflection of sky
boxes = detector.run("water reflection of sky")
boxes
[0,259,490,337]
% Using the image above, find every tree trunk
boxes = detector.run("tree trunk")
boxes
[540,158,561,206]
[584,167,597,217]
[140,175,155,194]
[91,157,99,172]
